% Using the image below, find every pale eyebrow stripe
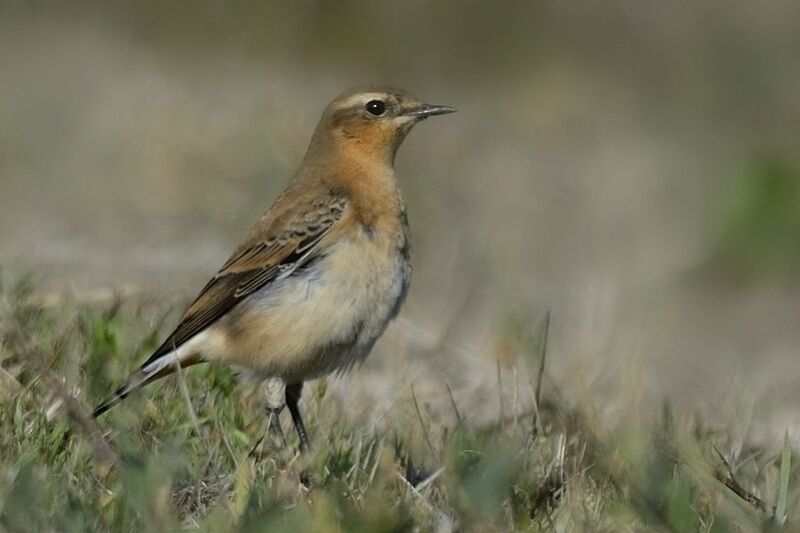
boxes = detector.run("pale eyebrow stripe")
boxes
[333,93,386,109]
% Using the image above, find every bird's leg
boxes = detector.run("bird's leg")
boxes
[266,405,287,448]
[263,378,287,448]
[249,378,287,457]
[285,382,310,452]
[249,405,286,458]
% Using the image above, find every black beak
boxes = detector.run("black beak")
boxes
[402,103,458,118]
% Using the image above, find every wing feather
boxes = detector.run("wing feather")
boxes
[141,194,348,367]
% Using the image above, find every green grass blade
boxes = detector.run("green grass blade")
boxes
[774,430,791,524]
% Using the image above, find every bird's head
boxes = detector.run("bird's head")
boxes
[308,86,456,166]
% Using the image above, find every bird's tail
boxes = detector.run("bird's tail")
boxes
[92,348,201,418]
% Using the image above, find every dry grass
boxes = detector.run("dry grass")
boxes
[0,273,796,532]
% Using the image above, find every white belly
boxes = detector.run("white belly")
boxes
[207,227,411,383]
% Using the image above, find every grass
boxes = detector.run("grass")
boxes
[0,272,796,532]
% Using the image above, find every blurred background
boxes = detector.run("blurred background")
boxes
[1,1,799,440]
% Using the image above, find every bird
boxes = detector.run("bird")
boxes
[92,86,456,452]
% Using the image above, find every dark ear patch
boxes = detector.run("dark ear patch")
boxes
[330,107,361,129]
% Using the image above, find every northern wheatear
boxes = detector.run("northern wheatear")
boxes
[93,86,456,451]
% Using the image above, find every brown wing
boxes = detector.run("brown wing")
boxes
[141,193,348,367]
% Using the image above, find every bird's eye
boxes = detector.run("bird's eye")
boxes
[365,99,386,116]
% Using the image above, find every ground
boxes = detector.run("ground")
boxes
[0,274,794,532]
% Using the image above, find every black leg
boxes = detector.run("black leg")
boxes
[267,405,287,448]
[285,382,310,452]
[248,405,287,458]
